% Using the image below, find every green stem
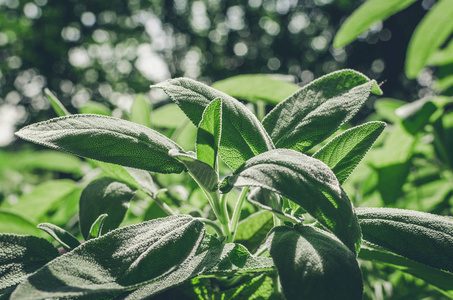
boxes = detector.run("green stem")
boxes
[229,186,250,242]
[136,189,176,216]
[256,100,266,121]
[195,218,223,237]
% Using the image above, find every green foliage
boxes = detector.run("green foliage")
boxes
[3,71,453,299]
[267,225,363,300]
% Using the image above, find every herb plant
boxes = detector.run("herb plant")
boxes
[1,70,453,299]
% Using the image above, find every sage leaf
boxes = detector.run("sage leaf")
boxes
[234,210,274,253]
[10,215,205,300]
[220,149,361,253]
[45,88,70,117]
[333,0,417,48]
[79,177,135,240]
[211,74,300,104]
[121,242,274,299]
[37,223,80,251]
[406,0,453,78]
[262,69,381,153]
[313,121,386,184]
[196,98,222,171]
[266,226,363,300]
[152,78,274,170]
[88,213,108,239]
[15,114,185,174]
[168,150,218,192]
[359,243,453,297]
[130,94,152,128]
[356,207,453,273]
[0,234,58,295]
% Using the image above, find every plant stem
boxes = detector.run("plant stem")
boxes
[256,100,266,121]
[229,186,250,242]
[195,218,224,237]
[136,189,176,216]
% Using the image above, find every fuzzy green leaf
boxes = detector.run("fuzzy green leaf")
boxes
[10,215,205,300]
[234,210,274,253]
[313,121,386,184]
[211,74,300,104]
[356,207,453,273]
[169,150,218,192]
[79,177,135,240]
[15,114,185,174]
[45,88,70,117]
[359,243,453,297]
[0,234,59,295]
[130,94,152,128]
[333,0,417,48]
[267,226,363,300]
[220,149,361,253]
[262,70,381,153]
[121,242,274,299]
[406,0,453,78]
[88,213,108,239]
[79,101,111,116]
[37,223,80,251]
[196,98,222,170]
[152,78,274,170]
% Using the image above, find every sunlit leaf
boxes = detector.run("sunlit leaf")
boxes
[88,213,108,239]
[45,88,70,117]
[313,121,386,184]
[196,98,222,170]
[220,149,361,253]
[234,210,274,253]
[152,78,274,170]
[262,70,381,153]
[79,101,112,116]
[212,74,300,104]
[406,0,453,78]
[0,209,43,237]
[333,0,417,48]
[357,207,453,273]
[130,94,152,128]
[15,114,185,174]
[267,226,363,300]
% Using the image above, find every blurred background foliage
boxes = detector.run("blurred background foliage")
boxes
[1,0,453,299]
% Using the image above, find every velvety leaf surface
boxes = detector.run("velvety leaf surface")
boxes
[333,0,417,48]
[313,121,386,184]
[359,243,453,297]
[0,234,59,294]
[10,215,205,300]
[234,210,274,252]
[79,177,135,240]
[221,149,361,253]
[356,207,453,272]
[121,242,274,299]
[15,114,185,174]
[152,78,274,170]
[37,223,80,251]
[130,94,152,128]
[211,74,300,104]
[406,0,453,78]
[267,226,363,300]
[196,98,222,170]
[262,70,380,153]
